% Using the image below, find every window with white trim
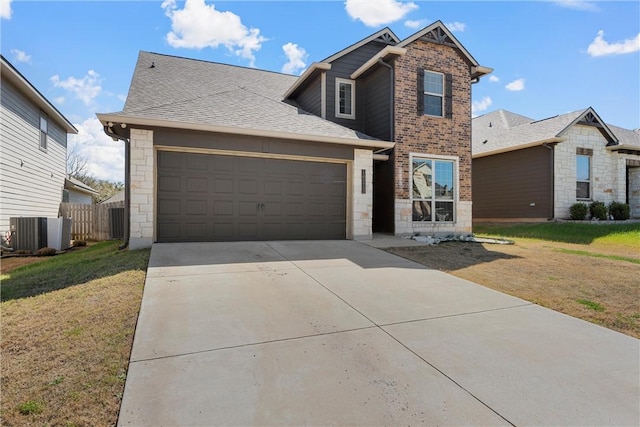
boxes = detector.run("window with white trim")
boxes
[39,113,48,151]
[335,78,355,119]
[422,71,444,117]
[576,154,591,200]
[412,158,455,222]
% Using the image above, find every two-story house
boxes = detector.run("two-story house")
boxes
[1,55,77,245]
[97,21,491,249]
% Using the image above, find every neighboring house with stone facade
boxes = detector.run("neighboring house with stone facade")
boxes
[472,108,640,221]
[97,21,491,249]
[0,55,77,244]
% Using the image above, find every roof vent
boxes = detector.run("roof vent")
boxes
[489,122,492,127]
[150,62,155,69]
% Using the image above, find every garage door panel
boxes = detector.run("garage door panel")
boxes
[157,151,347,242]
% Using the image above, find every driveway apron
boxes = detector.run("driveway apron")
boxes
[118,241,639,426]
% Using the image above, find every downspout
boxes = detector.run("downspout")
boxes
[105,125,130,250]
[377,58,394,140]
[543,143,554,220]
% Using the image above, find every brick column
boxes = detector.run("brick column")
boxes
[129,128,154,249]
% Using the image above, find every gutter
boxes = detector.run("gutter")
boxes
[104,125,131,250]
[377,58,395,142]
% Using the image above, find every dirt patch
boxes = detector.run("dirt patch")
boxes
[387,239,640,339]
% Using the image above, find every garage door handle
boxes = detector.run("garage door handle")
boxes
[256,203,265,213]
[261,203,265,213]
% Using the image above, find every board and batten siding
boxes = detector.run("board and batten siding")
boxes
[362,66,392,141]
[293,73,322,118]
[472,145,553,220]
[326,41,388,132]
[0,78,67,236]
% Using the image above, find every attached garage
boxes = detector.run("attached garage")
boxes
[156,151,347,242]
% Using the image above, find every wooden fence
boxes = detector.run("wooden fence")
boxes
[58,201,124,241]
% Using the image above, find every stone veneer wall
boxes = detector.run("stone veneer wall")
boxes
[129,128,154,249]
[352,149,373,240]
[553,125,634,219]
[392,39,473,235]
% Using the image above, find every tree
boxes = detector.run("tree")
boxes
[66,147,124,203]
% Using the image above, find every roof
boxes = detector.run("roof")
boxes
[472,108,623,157]
[98,52,392,149]
[100,190,124,204]
[1,55,77,134]
[321,27,400,63]
[64,176,99,195]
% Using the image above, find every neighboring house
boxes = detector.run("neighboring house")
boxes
[472,108,640,221]
[64,176,99,204]
[97,21,491,248]
[99,189,124,205]
[0,55,77,243]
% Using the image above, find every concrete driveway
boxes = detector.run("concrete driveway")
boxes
[119,240,639,426]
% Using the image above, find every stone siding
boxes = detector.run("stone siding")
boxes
[553,125,639,218]
[352,149,373,240]
[129,128,154,249]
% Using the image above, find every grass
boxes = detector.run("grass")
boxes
[388,222,640,338]
[474,222,640,246]
[1,241,150,426]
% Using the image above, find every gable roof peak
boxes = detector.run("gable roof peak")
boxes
[321,27,400,63]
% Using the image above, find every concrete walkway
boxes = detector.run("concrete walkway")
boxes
[119,240,639,426]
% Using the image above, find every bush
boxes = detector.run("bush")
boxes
[73,240,87,247]
[569,203,588,220]
[37,247,57,256]
[608,201,630,220]
[589,201,608,220]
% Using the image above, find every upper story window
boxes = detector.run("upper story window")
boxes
[335,78,355,119]
[422,71,444,117]
[412,157,455,222]
[576,153,591,200]
[39,113,48,151]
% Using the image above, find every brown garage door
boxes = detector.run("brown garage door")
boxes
[157,151,347,242]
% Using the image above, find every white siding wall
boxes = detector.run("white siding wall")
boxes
[67,190,93,205]
[0,80,67,238]
[554,125,637,218]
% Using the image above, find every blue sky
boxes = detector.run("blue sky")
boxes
[2,0,639,182]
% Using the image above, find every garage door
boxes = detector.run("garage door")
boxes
[157,151,347,242]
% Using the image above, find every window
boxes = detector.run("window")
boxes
[422,71,444,117]
[39,114,48,151]
[576,154,591,199]
[335,78,355,119]
[412,158,455,222]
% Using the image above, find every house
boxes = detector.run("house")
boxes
[472,108,640,221]
[99,189,124,205]
[0,55,77,245]
[97,21,491,249]
[64,176,99,204]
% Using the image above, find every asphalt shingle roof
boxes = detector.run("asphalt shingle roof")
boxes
[472,108,639,156]
[117,51,379,142]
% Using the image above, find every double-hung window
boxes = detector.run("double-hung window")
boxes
[39,114,48,151]
[422,71,444,117]
[335,78,355,119]
[412,158,455,222]
[576,154,591,200]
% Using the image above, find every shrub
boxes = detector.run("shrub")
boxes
[608,201,630,220]
[569,203,588,220]
[37,247,57,256]
[73,240,87,247]
[589,201,608,220]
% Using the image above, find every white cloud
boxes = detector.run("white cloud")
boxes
[0,0,12,19]
[11,49,31,63]
[54,96,65,105]
[345,0,418,27]
[445,21,466,32]
[505,78,525,91]
[472,96,492,117]
[405,19,427,29]
[489,75,500,83]
[68,118,125,183]
[161,0,266,67]
[587,30,640,57]
[552,1,599,12]
[50,70,102,106]
[281,43,307,75]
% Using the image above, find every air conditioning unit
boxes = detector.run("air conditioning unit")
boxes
[9,217,48,253]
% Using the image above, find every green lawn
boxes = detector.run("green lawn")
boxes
[474,222,640,246]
